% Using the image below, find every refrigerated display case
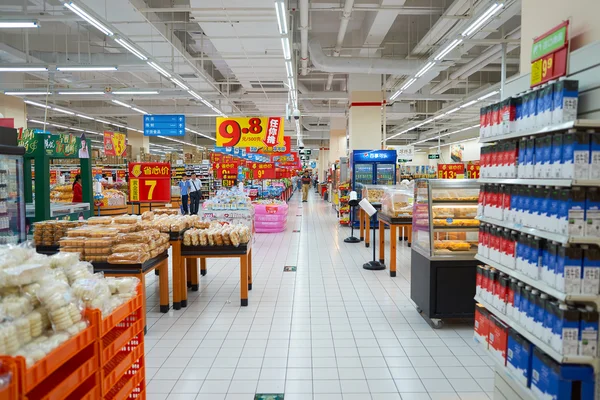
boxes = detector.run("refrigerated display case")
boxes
[410,179,480,328]
[0,144,26,244]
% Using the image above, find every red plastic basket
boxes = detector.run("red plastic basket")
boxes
[102,334,144,395]
[64,372,100,400]
[104,357,145,400]
[0,357,19,400]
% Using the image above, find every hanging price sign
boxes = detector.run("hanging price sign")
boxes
[214,162,239,179]
[249,162,276,179]
[216,117,284,149]
[128,162,171,203]
[437,163,465,179]
[466,163,480,179]
[530,21,569,87]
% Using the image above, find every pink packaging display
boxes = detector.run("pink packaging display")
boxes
[253,203,289,233]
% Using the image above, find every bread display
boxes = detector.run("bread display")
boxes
[380,186,414,218]
[433,240,473,251]
[183,224,251,248]
[433,219,480,227]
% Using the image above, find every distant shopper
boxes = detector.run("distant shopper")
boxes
[72,174,83,203]
[179,175,190,214]
[189,173,202,214]
[301,171,311,202]
[296,174,302,191]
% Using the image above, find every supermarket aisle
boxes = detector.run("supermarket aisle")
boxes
[143,190,493,400]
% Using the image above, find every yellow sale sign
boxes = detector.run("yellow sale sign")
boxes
[104,131,127,157]
[216,117,284,148]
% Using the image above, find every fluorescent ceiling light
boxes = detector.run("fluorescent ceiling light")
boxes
[462,2,504,37]
[77,114,95,120]
[444,107,460,115]
[400,78,416,91]
[85,130,102,135]
[415,61,435,78]
[58,91,104,95]
[460,100,478,108]
[0,21,39,28]
[115,38,147,61]
[390,90,402,101]
[281,37,291,60]
[188,90,203,101]
[109,122,125,128]
[147,61,171,78]
[28,119,46,124]
[170,78,189,91]
[52,107,75,115]
[57,66,117,71]
[274,1,288,35]
[285,61,293,77]
[95,119,110,124]
[5,91,50,96]
[64,2,114,36]
[429,137,479,149]
[477,90,499,101]
[51,123,69,129]
[111,99,132,108]
[70,127,84,132]
[157,135,204,148]
[132,107,148,115]
[114,90,159,95]
[288,77,295,91]
[434,38,463,61]
[0,67,48,72]
[432,114,445,120]
[24,100,50,108]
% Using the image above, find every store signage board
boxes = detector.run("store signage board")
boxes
[17,129,91,159]
[387,145,414,162]
[428,154,440,160]
[143,115,185,136]
[530,21,569,87]
[299,149,312,155]
[103,131,127,157]
[352,149,396,163]
[437,163,465,179]
[248,136,291,154]
[128,162,171,203]
[216,117,284,148]
[300,155,310,161]
[214,161,239,179]
[467,163,480,179]
[249,162,276,179]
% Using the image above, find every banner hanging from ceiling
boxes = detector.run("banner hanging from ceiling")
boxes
[216,117,284,148]
[103,131,127,157]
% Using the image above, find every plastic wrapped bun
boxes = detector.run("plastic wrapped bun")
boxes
[48,252,80,269]
[0,263,47,288]
[63,262,94,284]
[71,276,112,313]
[36,279,73,312]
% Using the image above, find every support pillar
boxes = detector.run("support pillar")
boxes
[348,74,383,151]
[127,129,149,161]
[0,94,27,130]
[329,117,347,164]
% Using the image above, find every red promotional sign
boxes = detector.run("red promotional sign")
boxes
[50,170,58,185]
[437,163,465,179]
[530,21,569,87]
[128,162,171,203]
[249,136,291,154]
[116,170,126,181]
[210,152,223,163]
[249,162,276,179]
[103,131,127,157]
[467,163,480,179]
[214,161,239,179]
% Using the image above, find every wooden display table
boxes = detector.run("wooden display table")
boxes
[93,204,128,217]
[92,251,170,328]
[181,242,253,306]
[377,213,413,277]
[169,231,187,310]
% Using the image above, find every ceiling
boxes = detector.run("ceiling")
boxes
[0,0,522,154]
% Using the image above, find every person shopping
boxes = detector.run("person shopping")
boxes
[301,171,312,202]
[72,174,83,203]
[179,175,190,214]
[188,173,202,214]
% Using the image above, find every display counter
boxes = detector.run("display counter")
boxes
[27,202,90,219]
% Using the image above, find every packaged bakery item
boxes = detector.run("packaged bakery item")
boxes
[112,243,149,253]
[71,275,112,313]
[87,216,113,225]
[88,228,119,238]
[183,230,192,246]
[0,263,47,288]
[117,231,151,244]
[112,214,139,225]
[230,227,241,247]
[109,224,139,233]
[107,252,149,264]
[141,211,154,221]
[199,230,208,246]
[58,237,86,247]
[62,262,94,284]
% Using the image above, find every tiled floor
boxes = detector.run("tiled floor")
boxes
[143,189,494,400]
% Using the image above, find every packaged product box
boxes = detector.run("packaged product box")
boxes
[529,237,543,280]
[536,84,548,130]
[476,265,484,296]
[487,268,497,304]
[531,347,594,400]
[531,187,543,229]
[491,102,501,137]
[562,129,590,180]
[514,95,524,133]
[526,289,538,333]
[513,281,523,321]
[552,78,579,125]
[582,247,600,295]
[474,303,490,347]
[541,135,553,178]
[522,186,533,227]
[502,97,517,135]
[589,132,600,180]
[507,329,533,388]
[544,242,558,289]
[519,285,531,328]
[568,187,586,236]
[480,106,488,138]
[497,274,509,314]
[579,306,598,357]
[518,137,527,178]
[543,300,556,345]
[506,278,517,317]
[515,234,526,274]
[488,314,509,366]
[585,187,600,237]
[481,266,490,302]
[534,293,548,339]
[525,138,536,178]
[540,187,552,232]
[551,303,580,355]
[562,245,583,295]
[510,186,519,223]
[542,82,555,127]
[534,136,545,178]
[551,133,563,179]
[522,91,532,131]
[529,88,541,131]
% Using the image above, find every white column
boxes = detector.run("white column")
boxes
[127,129,149,160]
[347,74,383,151]
[0,94,27,130]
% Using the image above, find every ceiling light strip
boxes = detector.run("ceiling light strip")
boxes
[0,21,39,28]
[115,38,147,60]
[462,2,504,37]
[5,91,50,96]
[56,66,117,71]
[64,2,114,36]
[147,61,171,78]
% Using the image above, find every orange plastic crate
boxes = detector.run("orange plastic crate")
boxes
[102,334,144,395]
[0,357,19,400]
[64,373,100,400]
[98,286,143,337]
[100,312,144,364]
[25,344,98,400]
[18,324,96,394]
[104,357,145,400]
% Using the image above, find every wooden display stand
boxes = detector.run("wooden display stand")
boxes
[169,232,187,310]
[93,204,128,217]
[181,242,253,306]
[377,213,412,277]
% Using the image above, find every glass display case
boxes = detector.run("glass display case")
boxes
[353,164,373,185]
[380,186,414,218]
[361,185,387,204]
[412,179,480,260]
[0,146,26,244]
[376,164,395,185]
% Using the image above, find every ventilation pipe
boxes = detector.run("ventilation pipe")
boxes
[300,0,309,76]
[309,38,421,75]
[326,0,355,91]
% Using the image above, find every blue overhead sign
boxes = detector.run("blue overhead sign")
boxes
[144,115,185,136]
[352,149,396,163]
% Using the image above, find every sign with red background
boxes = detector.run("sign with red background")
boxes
[530,21,569,87]
[437,163,465,179]
[248,162,276,179]
[214,161,239,179]
[467,163,480,179]
[128,162,171,203]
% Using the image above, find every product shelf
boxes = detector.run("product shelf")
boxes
[0,357,19,400]
[475,254,600,304]
[477,215,599,245]
[477,178,600,187]
[479,119,600,143]
[473,337,536,400]
[474,294,597,368]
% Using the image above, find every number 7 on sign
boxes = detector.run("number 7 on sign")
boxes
[145,180,157,200]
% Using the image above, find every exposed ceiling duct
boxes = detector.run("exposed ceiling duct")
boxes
[308,38,421,75]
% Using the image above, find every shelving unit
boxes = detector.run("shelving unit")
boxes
[479,119,600,143]
[477,178,600,187]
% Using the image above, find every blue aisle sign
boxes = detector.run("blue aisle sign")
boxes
[352,149,396,163]
[144,115,185,136]
[310,161,317,168]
